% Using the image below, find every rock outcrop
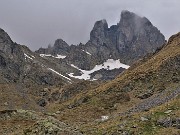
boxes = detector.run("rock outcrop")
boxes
[36,39,70,55]
[0,28,25,82]
[86,10,165,64]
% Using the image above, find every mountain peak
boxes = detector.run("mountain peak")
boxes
[88,10,165,64]
[0,28,17,56]
[0,28,13,45]
[100,19,108,24]
[54,38,69,48]
[92,19,108,31]
[121,10,139,18]
[90,19,108,45]
[120,10,152,30]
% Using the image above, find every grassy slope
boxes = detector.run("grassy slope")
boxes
[46,33,180,134]
[79,95,180,135]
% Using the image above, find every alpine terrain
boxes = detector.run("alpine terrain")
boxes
[0,10,179,135]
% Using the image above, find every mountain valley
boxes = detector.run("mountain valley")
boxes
[0,10,179,135]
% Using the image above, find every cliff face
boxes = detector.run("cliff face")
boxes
[87,10,165,64]
[0,28,25,82]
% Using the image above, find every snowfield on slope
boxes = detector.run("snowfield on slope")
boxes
[48,68,72,83]
[24,53,34,60]
[40,54,66,59]
[68,59,130,80]
[82,50,91,55]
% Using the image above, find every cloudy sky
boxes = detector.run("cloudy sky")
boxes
[0,0,179,50]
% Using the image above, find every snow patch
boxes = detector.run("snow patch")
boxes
[40,54,53,57]
[70,64,80,70]
[40,54,66,59]
[82,50,91,55]
[68,59,130,80]
[56,55,66,59]
[24,53,33,60]
[30,55,35,58]
[48,68,71,81]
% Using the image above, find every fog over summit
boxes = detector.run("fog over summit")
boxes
[0,0,179,50]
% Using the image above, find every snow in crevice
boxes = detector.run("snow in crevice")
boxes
[40,54,66,59]
[24,53,34,60]
[82,50,91,55]
[68,59,130,80]
[30,55,35,58]
[48,68,72,83]
[40,54,52,57]
[56,54,66,59]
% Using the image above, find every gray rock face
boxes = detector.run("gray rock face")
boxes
[88,10,165,64]
[0,28,14,53]
[0,28,25,82]
[0,28,73,108]
[0,28,69,86]
[90,19,109,46]
[0,28,24,61]
[53,39,70,55]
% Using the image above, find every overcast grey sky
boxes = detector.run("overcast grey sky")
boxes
[0,0,179,50]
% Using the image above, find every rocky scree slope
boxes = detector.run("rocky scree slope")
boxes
[36,10,165,81]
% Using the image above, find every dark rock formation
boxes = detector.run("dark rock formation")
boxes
[37,99,47,107]
[87,10,165,64]
[0,28,25,82]
[53,39,70,55]
[90,19,109,46]
[90,68,125,80]
[37,10,165,66]
[35,38,70,56]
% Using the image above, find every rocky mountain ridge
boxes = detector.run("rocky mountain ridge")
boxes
[36,10,165,80]
[0,10,167,112]
[0,28,72,85]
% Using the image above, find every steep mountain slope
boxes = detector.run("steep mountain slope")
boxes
[47,32,180,134]
[0,28,72,85]
[0,28,79,111]
[36,10,165,80]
